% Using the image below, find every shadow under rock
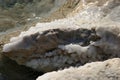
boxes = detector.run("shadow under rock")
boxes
[0,55,43,80]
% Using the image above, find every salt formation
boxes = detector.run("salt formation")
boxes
[2,0,120,72]
[37,58,120,80]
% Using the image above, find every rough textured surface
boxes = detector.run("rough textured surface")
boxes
[3,28,101,72]
[37,58,120,80]
[0,0,76,45]
[0,0,81,80]
[2,0,120,72]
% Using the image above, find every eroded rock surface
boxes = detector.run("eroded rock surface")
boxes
[3,28,101,72]
[37,58,120,80]
[2,0,120,72]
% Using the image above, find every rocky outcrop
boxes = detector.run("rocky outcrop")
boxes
[2,0,120,72]
[37,58,120,80]
[3,27,101,72]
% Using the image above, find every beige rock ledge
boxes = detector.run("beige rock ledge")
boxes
[37,58,120,80]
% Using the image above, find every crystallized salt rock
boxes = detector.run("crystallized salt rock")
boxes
[2,0,120,72]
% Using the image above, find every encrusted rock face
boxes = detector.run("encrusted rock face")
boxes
[3,28,101,72]
[2,0,120,72]
[36,58,120,80]
[3,26,120,72]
